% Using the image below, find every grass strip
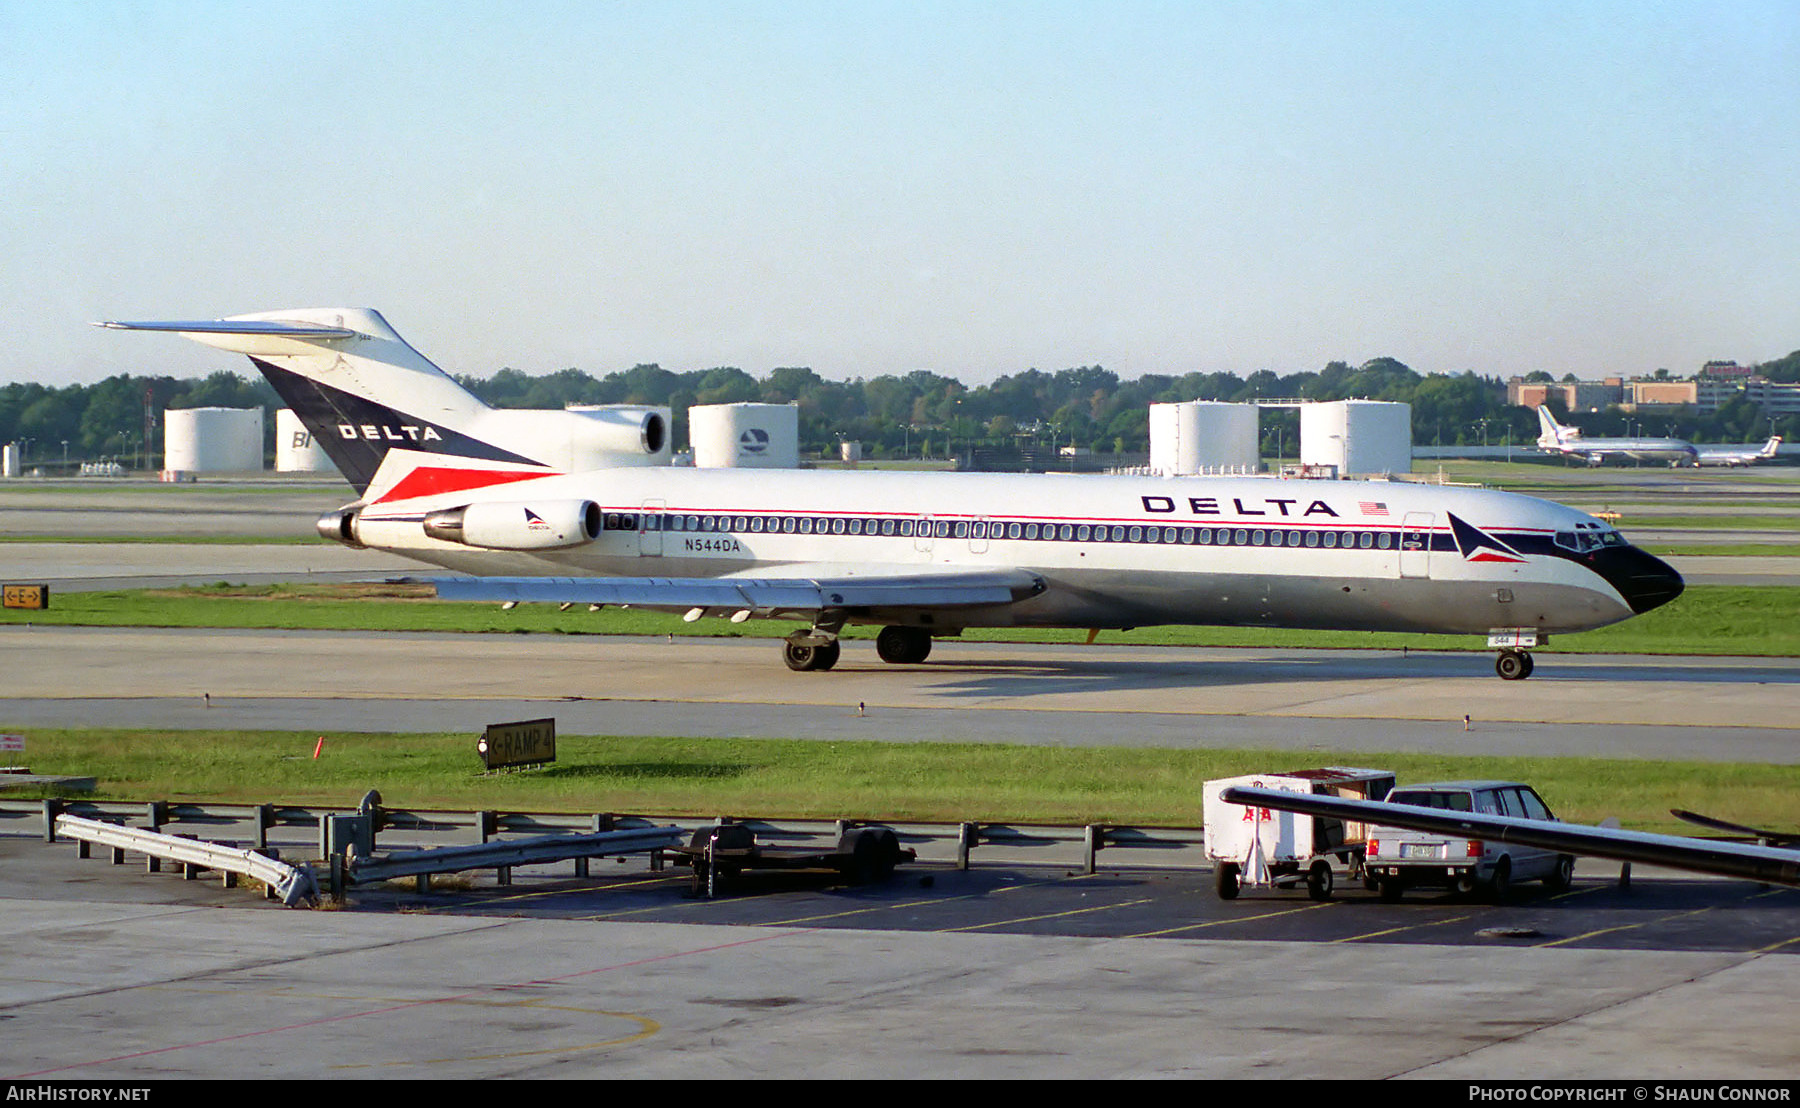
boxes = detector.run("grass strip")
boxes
[0,534,311,545]
[1647,545,1800,557]
[3,582,1799,656]
[2,729,1795,836]
[1602,515,1800,531]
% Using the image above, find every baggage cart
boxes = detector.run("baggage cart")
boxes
[1203,768,1395,899]
[669,821,914,896]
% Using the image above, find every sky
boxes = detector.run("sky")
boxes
[3,0,1797,387]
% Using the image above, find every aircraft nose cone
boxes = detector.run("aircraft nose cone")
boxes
[1601,547,1685,614]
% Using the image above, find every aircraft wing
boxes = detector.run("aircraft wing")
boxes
[434,569,1047,616]
[1671,809,1800,848]
[1220,786,1800,888]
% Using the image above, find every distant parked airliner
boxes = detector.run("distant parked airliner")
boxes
[1535,407,1698,466]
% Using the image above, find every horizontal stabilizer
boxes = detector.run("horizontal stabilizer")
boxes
[97,319,356,338]
[434,570,1046,614]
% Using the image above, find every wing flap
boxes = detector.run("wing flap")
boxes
[434,570,1046,614]
[1222,786,1800,888]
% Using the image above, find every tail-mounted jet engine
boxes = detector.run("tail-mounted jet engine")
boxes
[422,500,602,550]
[315,507,364,548]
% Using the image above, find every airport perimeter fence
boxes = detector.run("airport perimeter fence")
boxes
[0,795,1208,905]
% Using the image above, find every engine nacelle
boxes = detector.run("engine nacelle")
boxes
[565,405,668,458]
[472,406,672,472]
[422,500,602,550]
[316,508,364,548]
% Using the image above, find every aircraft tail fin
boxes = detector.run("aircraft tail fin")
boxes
[99,310,545,494]
[1534,405,1571,448]
[1764,436,1783,457]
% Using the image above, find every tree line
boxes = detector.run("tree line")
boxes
[6,349,1799,468]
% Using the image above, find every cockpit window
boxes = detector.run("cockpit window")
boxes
[1554,524,1621,554]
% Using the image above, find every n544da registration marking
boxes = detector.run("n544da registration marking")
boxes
[684,537,742,554]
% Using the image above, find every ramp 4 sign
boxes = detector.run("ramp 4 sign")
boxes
[477,718,556,772]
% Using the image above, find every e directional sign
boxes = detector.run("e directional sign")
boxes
[3,584,48,610]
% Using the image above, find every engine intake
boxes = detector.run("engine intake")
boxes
[422,500,602,550]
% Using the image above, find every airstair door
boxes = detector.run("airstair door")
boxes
[1399,512,1433,578]
[639,499,664,558]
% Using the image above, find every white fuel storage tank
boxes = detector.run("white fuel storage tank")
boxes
[275,409,333,472]
[690,403,800,468]
[1148,401,1260,475]
[1299,400,1412,476]
[164,407,264,473]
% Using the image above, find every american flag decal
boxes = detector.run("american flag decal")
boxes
[1359,501,1389,516]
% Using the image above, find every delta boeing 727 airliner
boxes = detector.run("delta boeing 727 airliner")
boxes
[103,309,1684,680]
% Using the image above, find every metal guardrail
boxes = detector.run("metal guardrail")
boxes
[53,813,319,907]
[2,798,1211,902]
[349,826,685,885]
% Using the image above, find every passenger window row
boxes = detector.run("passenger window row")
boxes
[599,511,1419,551]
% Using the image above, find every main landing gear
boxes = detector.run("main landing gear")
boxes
[1494,649,1535,681]
[782,638,841,672]
[875,626,933,665]
[781,625,936,671]
[783,611,845,672]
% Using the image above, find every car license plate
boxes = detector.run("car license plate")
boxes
[1400,842,1442,859]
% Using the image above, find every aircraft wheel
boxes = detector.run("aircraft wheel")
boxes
[875,626,933,665]
[1214,862,1241,900]
[783,639,841,672]
[1495,650,1534,681]
[1306,860,1334,901]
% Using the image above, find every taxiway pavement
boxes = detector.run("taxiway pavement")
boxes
[4,484,1799,1079]
[4,626,1797,763]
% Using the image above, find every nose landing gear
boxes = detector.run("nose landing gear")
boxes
[1495,649,1534,681]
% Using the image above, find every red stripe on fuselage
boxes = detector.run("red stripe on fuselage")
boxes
[376,466,556,503]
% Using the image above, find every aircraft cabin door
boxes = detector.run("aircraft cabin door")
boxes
[1399,511,1432,578]
[639,499,664,557]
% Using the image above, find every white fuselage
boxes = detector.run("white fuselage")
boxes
[1538,437,1698,465]
[1695,439,1782,467]
[348,466,1650,638]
